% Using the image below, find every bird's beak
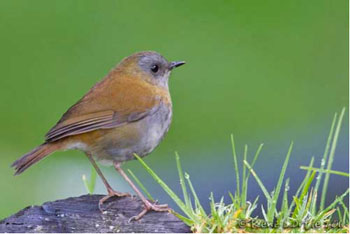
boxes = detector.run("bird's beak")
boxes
[169,61,186,70]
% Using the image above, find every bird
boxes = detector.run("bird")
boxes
[11,51,185,220]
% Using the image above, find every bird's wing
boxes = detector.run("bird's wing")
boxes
[45,107,159,142]
[45,74,165,143]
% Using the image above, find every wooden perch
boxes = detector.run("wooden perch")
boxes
[0,195,191,233]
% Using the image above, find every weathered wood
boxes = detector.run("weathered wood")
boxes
[0,195,191,233]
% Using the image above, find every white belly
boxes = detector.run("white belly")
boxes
[98,103,172,164]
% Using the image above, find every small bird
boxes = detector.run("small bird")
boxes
[12,51,185,220]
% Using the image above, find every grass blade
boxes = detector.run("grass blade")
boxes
[127,169,154,201]
[320,107,346,210]
[300,166,349,177]
[267,141,293,223]
[134,154,195,220]
[231,135,240,198]
[288,158,315,215]
[243,160,271,201]
[173,212,194,226]
[82,174,91,194]
[246,143,264,182]
[175,152,191,208]
[293,158,316,217]
[210,193,224,228]
[241,144,248,206]
[278,178,289,228]
[313,113,337,211]
[82,166,97,194]
[339,200,349,224]
[337,207,343,224]
[316,189,349,222]
[185,173,206,216]
[246,196,259,218]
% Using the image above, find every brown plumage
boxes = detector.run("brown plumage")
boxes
[12,143,61,175]
[11,51,185,220]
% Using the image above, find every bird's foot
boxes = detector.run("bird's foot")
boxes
[129,200,171,222]
[99,188,130,211]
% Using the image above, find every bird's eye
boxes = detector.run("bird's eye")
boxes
[150,64,159,73]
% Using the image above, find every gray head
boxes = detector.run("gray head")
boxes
[119,51,185,88]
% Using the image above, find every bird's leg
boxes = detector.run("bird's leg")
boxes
[85,153,130,210]
[113,162,171,221]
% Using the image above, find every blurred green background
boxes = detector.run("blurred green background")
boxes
[0,0,348,219]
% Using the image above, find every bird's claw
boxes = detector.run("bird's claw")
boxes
[99,189,130,211]
[128,200,171,222]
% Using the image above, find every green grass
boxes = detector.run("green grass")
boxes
[83,108,349,232]
[131,108,349,233]
[82,165,97,194]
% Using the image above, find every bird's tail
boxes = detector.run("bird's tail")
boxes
[11,143,61,175]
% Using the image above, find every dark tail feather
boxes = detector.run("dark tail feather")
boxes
[11,143,60,175]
